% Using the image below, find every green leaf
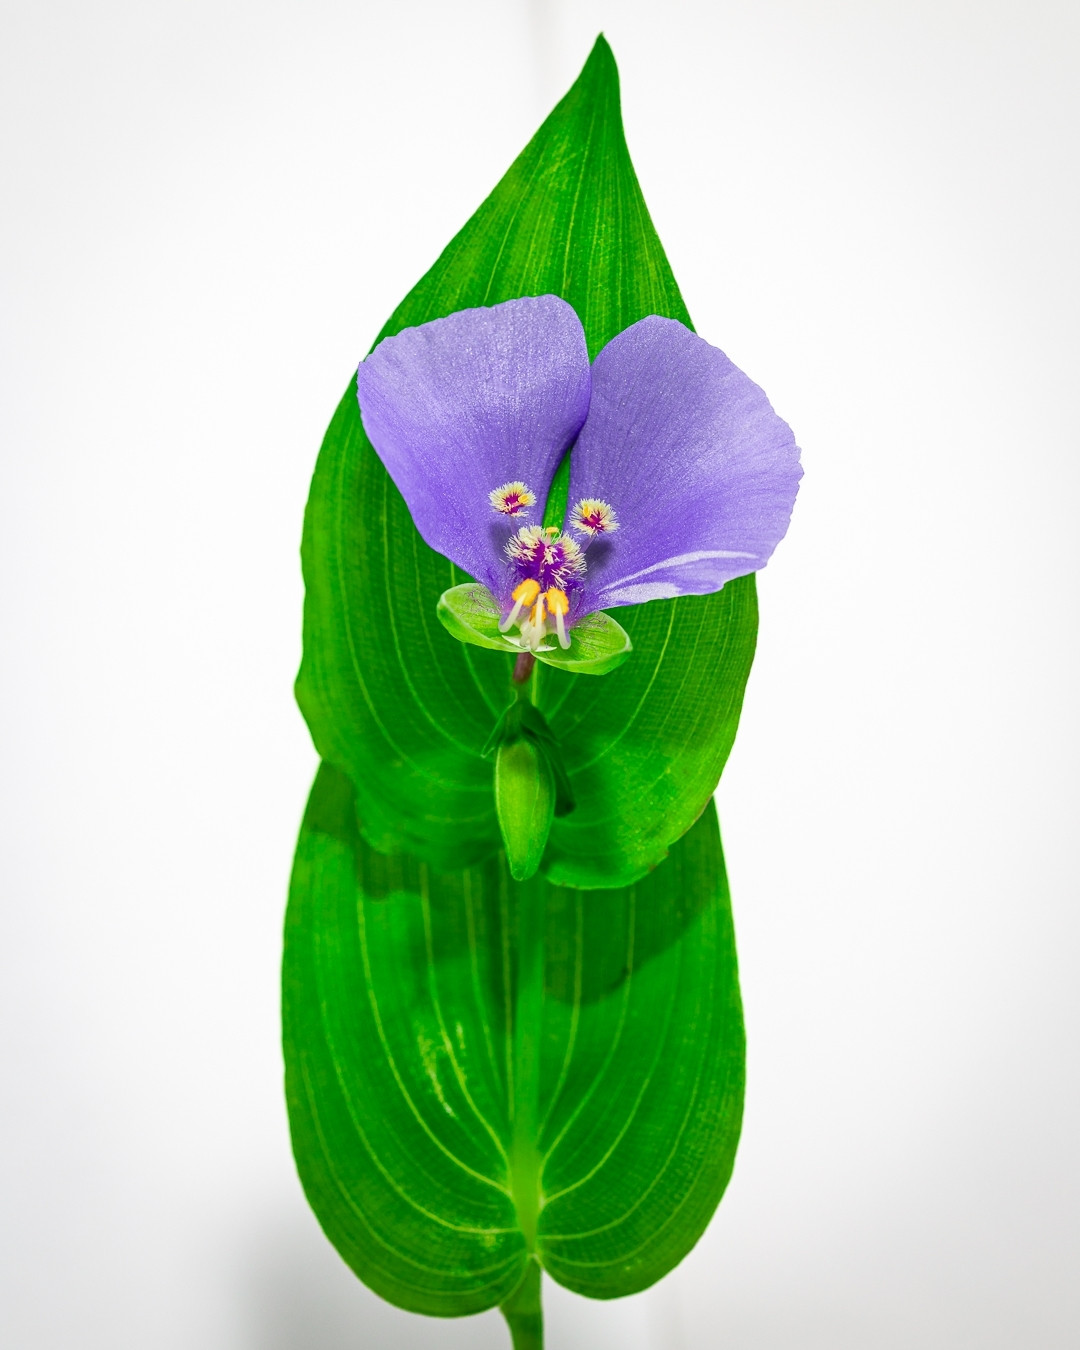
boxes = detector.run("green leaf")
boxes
[539,584,756,888]
[295,36,758,886]
[437,583,633,677]
[284,763,744,1314]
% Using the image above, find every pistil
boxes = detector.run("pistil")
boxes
[519,593,548,651]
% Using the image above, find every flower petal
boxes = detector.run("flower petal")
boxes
[567,316,802,611]
[356,296,592,592]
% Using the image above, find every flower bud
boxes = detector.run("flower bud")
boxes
[495,737,555,881]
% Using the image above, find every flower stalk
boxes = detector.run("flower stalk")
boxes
[513,651,536,686]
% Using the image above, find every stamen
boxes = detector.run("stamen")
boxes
[499,577,541,632]
[570,498,618,536]
[489,480,536,516]
[545,588,570,650]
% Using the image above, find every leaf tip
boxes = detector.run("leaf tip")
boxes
[567,32,621,114]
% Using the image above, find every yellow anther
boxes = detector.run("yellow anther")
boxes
[500,578,543,634]
[511,578,541,605]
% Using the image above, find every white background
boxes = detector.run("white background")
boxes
[2,1,1078,1346]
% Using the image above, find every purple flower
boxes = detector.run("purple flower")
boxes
[356,296,801,654]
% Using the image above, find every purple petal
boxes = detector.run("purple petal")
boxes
[356,296,591,592]
[568,316,802,611]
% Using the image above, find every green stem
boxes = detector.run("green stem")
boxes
[508,874,544,1248]
[498,660,547,1348]
[501,1258,543,1350]
[500,873,546,1347]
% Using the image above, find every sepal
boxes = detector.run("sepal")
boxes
[436,582,522,653]
[533,607,633,675]
[437,582,633,676]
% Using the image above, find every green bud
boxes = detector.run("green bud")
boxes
[495,736,555,881]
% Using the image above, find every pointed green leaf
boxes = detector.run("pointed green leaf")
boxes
[283,763,744,1313]
[295,38,758,885]
[539,584,756,887]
